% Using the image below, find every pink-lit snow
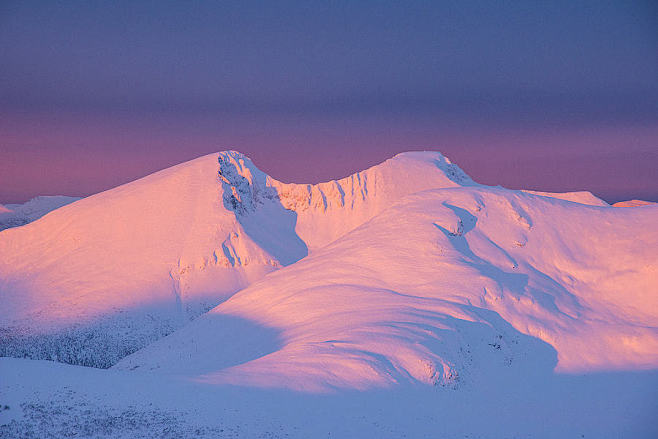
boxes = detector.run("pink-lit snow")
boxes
[1,151,656,438]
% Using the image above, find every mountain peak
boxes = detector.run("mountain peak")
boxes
[211,149,476,249]
[209,149,475,188]
[0,148,477,366]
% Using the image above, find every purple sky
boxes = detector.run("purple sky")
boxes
[1,1,657,203]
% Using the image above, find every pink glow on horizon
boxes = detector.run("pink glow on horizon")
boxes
[1,111,657,204]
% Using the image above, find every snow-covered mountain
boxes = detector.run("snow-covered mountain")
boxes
[0,151,474,366]
[1,150,657,437]
[115,182,658,391]
[0,195,80,231]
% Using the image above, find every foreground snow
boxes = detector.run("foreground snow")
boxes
[1,358,657,438]
[1,150,657,437]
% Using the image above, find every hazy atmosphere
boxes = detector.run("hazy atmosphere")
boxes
[1,0,656,203]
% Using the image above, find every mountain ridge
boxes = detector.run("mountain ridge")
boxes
[114,185,658,390]
[0,150,476,367]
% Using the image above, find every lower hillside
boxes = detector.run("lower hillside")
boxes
[115,187,658,390]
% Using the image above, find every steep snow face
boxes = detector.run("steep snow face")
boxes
[0,150,473,367]
[521,190,609,206]
[116,188,658,391]
[0,196,80,231]
[273,151,475,250]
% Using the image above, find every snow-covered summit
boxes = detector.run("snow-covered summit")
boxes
[1,148,657,438]
[2,149,656,383]
[613,199,656,207]
[0,150,476,366]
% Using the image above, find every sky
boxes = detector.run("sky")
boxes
[1,0,656,203]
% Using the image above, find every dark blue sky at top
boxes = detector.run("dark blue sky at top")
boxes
[1,0,657,203]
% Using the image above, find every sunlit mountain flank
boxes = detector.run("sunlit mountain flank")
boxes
[1,152,656,437]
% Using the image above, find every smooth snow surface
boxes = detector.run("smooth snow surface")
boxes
[1,150,657,437]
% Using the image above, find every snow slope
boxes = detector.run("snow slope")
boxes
[2,356,657,438]
[115,186,658,390]
[0,195,80,231]
[0,150,472,366]
[2,149,657,437]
